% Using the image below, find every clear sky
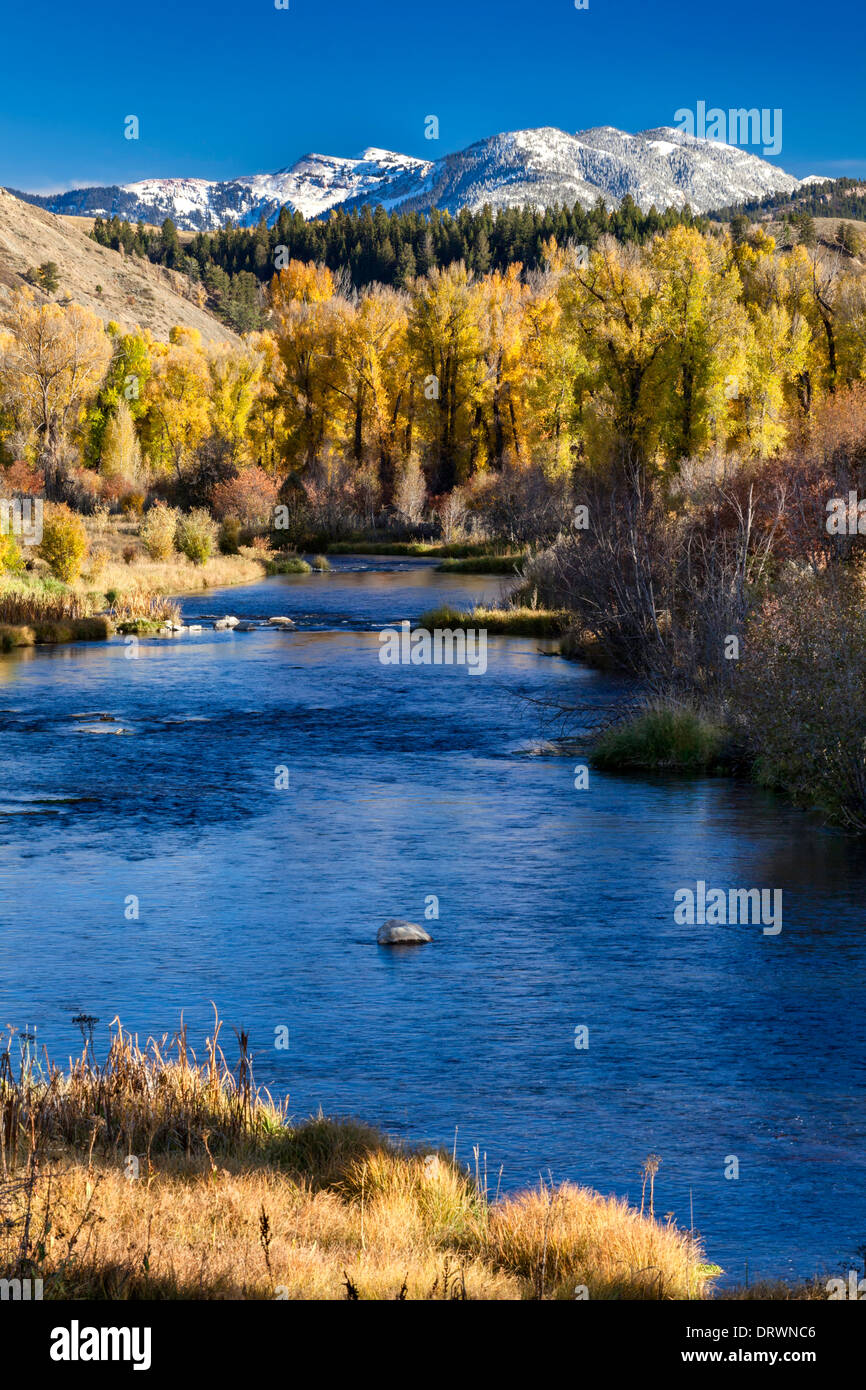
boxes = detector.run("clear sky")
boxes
[2,0,863,191]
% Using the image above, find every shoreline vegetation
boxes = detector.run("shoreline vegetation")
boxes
[2,221,866,830]
[0,1016,828,1302]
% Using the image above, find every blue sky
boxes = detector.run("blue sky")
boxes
[2,0,863,191]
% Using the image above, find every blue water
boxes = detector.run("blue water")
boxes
[1,556,864,1286]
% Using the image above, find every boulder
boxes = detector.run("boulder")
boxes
[214,616,239,631]
[268,616,296,628]
[377,919,432,945]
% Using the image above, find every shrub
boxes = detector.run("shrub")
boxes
[211,466,278,528]
[265,556,311,575]
[140,503,179,561]
[0,531,24,576]
[591,704,726,772]
[122,545,138,565]
[120,491,146,517]
[2,459,44,494]
[100,400,142,482]
[733,571,866,828]
[176,508,218,565]
[38,505,89,582]
[218,518,242,555]
[86,544,110,582]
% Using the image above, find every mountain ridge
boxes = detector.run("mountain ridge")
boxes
[8,124,817,232]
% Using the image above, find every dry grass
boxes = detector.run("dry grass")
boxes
[76,514,268,598]
[0,585,96,625]
[419,603,569,636]
[80,551,266,600]
[0,1016,720,1301]
[108,589,181,629]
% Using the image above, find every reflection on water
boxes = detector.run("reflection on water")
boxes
[0,558,864,1284]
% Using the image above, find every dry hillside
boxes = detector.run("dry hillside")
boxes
[0,187,237,344]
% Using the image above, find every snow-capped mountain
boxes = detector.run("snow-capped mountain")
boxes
[9,125,810,231]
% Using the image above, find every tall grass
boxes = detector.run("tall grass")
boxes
[109,589,181,628]
[591,704,727,772]
[0,586,96,625]
[0,1015,719,1300]
[418,604,568,636]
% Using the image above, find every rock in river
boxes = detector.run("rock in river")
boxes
[377,919,433,945]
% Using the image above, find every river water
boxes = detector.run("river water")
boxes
[1,557,864,1286]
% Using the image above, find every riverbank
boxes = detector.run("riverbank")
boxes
[0,1019,717,1301]
[0,1019,836,1301]
[419,602,568,636]
[0,537,269,647]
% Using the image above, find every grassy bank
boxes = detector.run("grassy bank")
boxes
[591,705,730,774]
[80,551,267,599]
[265,556,312,575]
[435,554,526,574]
[0,1018,717,1301]
[0,585,116,648]
[419,603,569,637]
[0,580,188,646]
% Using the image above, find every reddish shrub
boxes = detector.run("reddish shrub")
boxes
[211,466,278,529]
[3,459,45,494]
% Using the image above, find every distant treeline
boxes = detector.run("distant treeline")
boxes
[91,196,710,331]
[714,177,866,224]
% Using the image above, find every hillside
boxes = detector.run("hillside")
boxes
[0,187,236,343]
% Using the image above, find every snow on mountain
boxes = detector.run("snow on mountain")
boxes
[798,173,835,187]
[236,148,432,221]
[8,125,812,231]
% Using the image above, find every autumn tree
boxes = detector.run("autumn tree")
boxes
[0,293,111,495]
[269,261,341,471]
[141,327,212,477]
[408,263,485,492]
[100,398,142,482]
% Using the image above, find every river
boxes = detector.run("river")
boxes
[1,557,864,1286]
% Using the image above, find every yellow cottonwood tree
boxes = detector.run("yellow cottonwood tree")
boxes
[408,263,485,491]
[142,327,212,476]
[0,292,111,485]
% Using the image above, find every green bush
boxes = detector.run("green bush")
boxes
[591,705,726,772]
[265,556,312,575]
[175,509,217,566]
[38,505,89,582]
